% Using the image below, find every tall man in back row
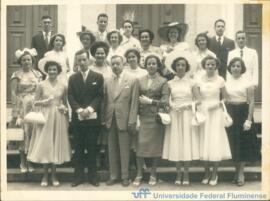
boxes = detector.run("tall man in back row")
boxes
[31,15,53,73]
[208,19,235,79]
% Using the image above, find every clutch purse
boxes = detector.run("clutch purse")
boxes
[156,112,171,125]
[191,102,206,126]
[221,101,233,127]
[6,128,24,141]
[24,111,46,125]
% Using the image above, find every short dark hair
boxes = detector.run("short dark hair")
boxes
[214,19,226,27]
[17,51,36,66]
[235,30,246,38]
[90,41,110,57]
[201,55,221,69]
[195,32,210,48]
[44,61,62,74]
[75,49,90,59]
[124,48,141,62]
[49,34,66,50]
[79,31,96,44]
[171,57,190,73]
[97,13,108,21]
[139,29,155,43]
[122,20,134,33]
[107,30,123,45]
[41,15,52,20]
[144,55,163,75]
[227,57,246,74]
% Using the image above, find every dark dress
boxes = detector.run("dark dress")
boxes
[136,74,169,158]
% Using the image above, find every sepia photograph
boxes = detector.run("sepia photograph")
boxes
[1,0,270,200]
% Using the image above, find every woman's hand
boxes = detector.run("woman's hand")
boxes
[243,120,252,131]
[57,105,68,114]
[139,95,152,105]
[15,117,22,126]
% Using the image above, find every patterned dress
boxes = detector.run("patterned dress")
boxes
[10,69,42,152]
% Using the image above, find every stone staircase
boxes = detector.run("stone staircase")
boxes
[5,106,262,183]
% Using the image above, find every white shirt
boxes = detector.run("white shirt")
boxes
[225,75,252,102]
[120,35,141,51]
[80,68,90,82]
[227,46,259,86]
[215,35,224,45]
[96,30,108,41]
[123,66,148,79]
[42,31,52,43]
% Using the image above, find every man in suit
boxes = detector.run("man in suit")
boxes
[208,19,235,79]
[227,30,259,87]
[94,13,109,43]
[31,15,53,72]
[68,49,104,187]
[103,55,139,186]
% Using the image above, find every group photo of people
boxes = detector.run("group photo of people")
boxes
[4,3,263,192]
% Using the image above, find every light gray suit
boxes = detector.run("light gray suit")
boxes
[103,72,139,180]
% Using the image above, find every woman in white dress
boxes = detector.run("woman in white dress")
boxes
[158,22,189,59]
[162,53,200,186]
[107,30,124,64]
[39,34,70,85]
[120,20,141,51]
[197,55,231,186]
[124,48,148,79]
[192,32,216,80]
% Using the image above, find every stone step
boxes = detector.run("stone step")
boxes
[7,166,261,183]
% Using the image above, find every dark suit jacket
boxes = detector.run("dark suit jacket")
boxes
[68,69,104,126]
[208,36,235,79]
[31,31,53,62]
[103,73,139,131]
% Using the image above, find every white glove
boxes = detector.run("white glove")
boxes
[243,120,252,131]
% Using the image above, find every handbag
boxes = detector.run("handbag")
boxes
[24,109,46,125]
[221,101,233,127]
[6,128,24,141]
[191,102,206,126]
[156,105,171,125]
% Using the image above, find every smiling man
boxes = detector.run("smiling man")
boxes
[94,13,109,43]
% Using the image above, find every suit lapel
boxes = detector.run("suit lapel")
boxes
[114,76,127,100]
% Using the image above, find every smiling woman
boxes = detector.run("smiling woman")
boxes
[28,60,71,187]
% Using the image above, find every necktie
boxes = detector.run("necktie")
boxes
[45,32,49,48]
[82,72,87,82]
[240,49,243,58]
[218,37,222,46]
[114,75,120,98]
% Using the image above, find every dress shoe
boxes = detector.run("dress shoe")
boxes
[106,179,119,186]
[121,179,130,187]
[89,178,100,187]
[209,175,218,186]
[71,179,84,187]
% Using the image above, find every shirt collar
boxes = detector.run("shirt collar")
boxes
[81,68,90,77]
[215,35,224,43]
[42,31,52,37]
[147,73,158,80]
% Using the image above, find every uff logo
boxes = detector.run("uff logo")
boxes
[131,188,151,199]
